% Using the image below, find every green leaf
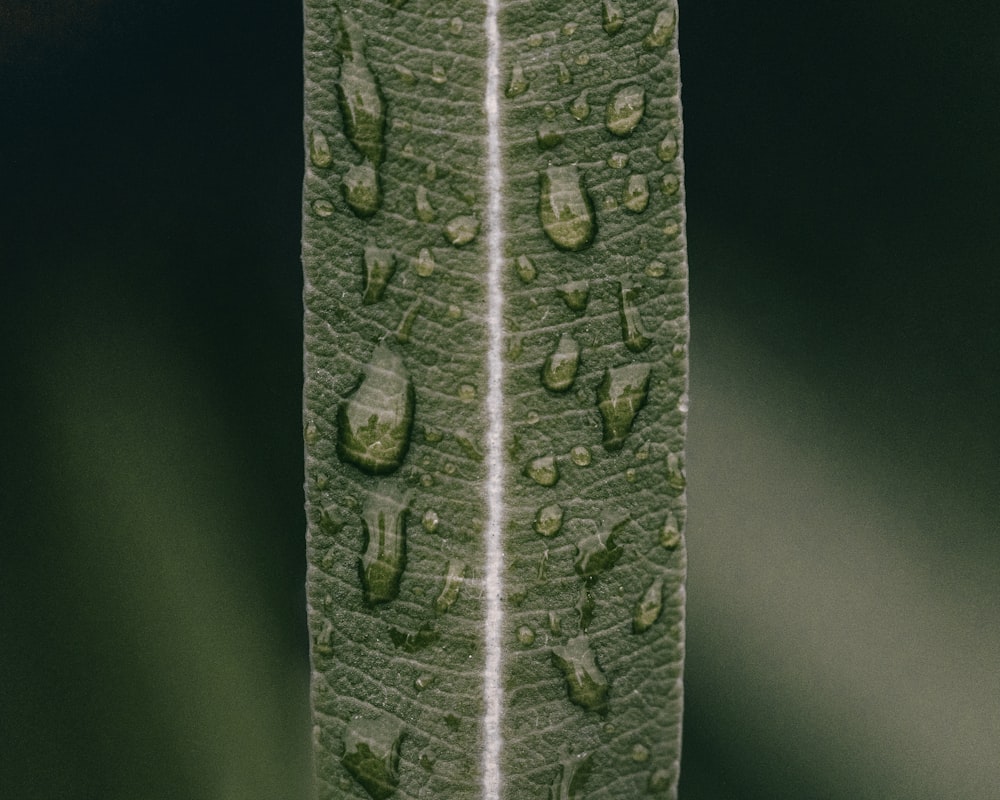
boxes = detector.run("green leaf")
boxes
[303,1,688,798]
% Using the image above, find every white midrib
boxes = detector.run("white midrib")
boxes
[482,0,505,798]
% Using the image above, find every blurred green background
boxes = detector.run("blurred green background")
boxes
[1,1,997,798]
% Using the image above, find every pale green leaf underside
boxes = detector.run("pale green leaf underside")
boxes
[303,1,688,798]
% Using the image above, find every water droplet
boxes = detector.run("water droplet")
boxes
[619,280,652,352]
[338,345,414,474]
[657,132,679,162]
[506,64,529,97]
[314,619,334,656]
[542,334,581,392]
[602,0,624,34]
[570,445,591,466]
[389,620,439,652]
[444,215,479,246]
[647,767,673,793]
[632,576,664,633]
[319,504,343,534]
[607,151,629,169]
[414,247,435,277]
[597,363,652,451]
[341,713,403,800]
[421,509,440,533]
[343,160,381,217]
[575,586,595,630]
[557,280,590,312]
[635,442,651,461]
[623,173,650,213]
[551,634,609,714]
[631,743,650,763]
[525,455,559,486]
[309,129,333,168]
[666,452,686,492]
[569,91,591,121]
[448,16,464,34]
[394,64,416,85]
[575,52,591,66]
[419,746,437,771]
[533,503,564,537]
[536,123,565,150]
[415,185,435,222]
[335,13,385,166]
[562,22,578,37]
[305,421,320,445]
[643,7,677,50]
[557,62,573,84]
[458,383,477,401]
[662,219,681,239]
[645,260,667,278]
[625,467,637,482]
[528,32,544,47]
[517,625,536,646]
[315,473,329,489]
[414,673,434,690]
[434,560,467,614]
[661,173,680,195]
[430,63,447,84]
[549,610,562,633]
[424,161,438,181]
[677,392,689,414]
[602,195,619,212]
[549,751,593,800]
[447,304,463,320]
[605,84,645,137]
[515,254,537,283]
[539,165,595,251]
[574,523,624,579]
[454,428,484,461]
[359,492,408,604]
[526,410,540,425]
[312,198,335,217]
[658,513,681,550]
[362,246,396,305]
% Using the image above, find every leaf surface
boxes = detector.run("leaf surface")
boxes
[303,1,688,797]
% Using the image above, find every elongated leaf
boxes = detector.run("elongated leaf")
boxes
[303,2,688,798]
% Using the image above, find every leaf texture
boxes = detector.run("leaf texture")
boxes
[303,1,688,798]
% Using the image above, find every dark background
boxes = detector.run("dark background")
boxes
[2,1,997,798]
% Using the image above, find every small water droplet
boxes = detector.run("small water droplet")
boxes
[631,743,650,763]
[527,32,544,47]
[444,461,457,474]
[597,362,652,451]
[661,173,680,195]
[453,428,484,461]
[309,129,333,168]
[570,445,591,466]
[574,522,624,579]
[602,0,624,34]
[314,619,334,656]
[444,215,479,246]
[539,165,596,251]
[341,712,403,799]
[602,195,619,212]
[526,455,559,487]
[319,504,343,534]
[569,91,591,121]
[542,334,581,392]
[633,576,664,633]
[389,620,439,652]
[430,63,448,84]
[575,52,591,66]
[434,559,467,614]
[415,673,434,691]
[625,467,637,482]
[359,491,408,604]
[419,746,437,771]
[549,610,562,633]
[506,63,529,97]
[635,442,651,461]
[666,452,686,492]
[662,219,681,239]
[660,512,680,549]
[415,184,435,222]
[394,64,416,85]
[623,173,650,213]
[557,280,590,312]
[647,767,673,793]
[657,132,679,162]
[551,635,609,713]
[515,254,537,283]
[338,345,414,474]
[458,383,477,401]
[305,421,320,445]
[315,473,329,489]
[557,62,573,84]
[643,7,677,50]
[536,123,565,150]
[420,511,440,536]
[362,246,396,305]
[447,304,463,319]
[414,247,436,277]
[448,16,464,34]
[424,161,438,181]
[312,198,335,217]
[605,84,646,137]
[619,280,652,352]
[562,21,578,36]
[607,151,629,169]
[517,625,536,646]
[335,13,385,166]
[677,392,689,414]
[549,751,593,800]
[645,260,667,278]
[341,161,381,219]
[576,586,595,630]
[533,503,564,537]
[526,410,541,425]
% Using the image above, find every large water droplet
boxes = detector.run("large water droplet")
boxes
[569,91,591,121]
[506,63,529,97]
[551,634,609,714]
[415,185,435,222]
[597,363,652,451]
[359,491,407,604]
[444,215,479,246]
[434,559,467,614]
[526,455,559,486]
[341,712,403,800]
[602,0,624,34]
[335,13,385,166]
[557,280,590,312]
[362,246,396,305]
[542,334,581,392]
[643,7,677,50]
[623,173,650,213]
[389,620,439,651]
[605,85,646,137]
[343,160,381,217]
[533,503,564,537]
[338,344,415,474]
[539,166,595,251]
[632,576,664,633]
[574,519,624,579]
[549,752,593,800]
[618,280,651,352]
[309,128,333,168]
